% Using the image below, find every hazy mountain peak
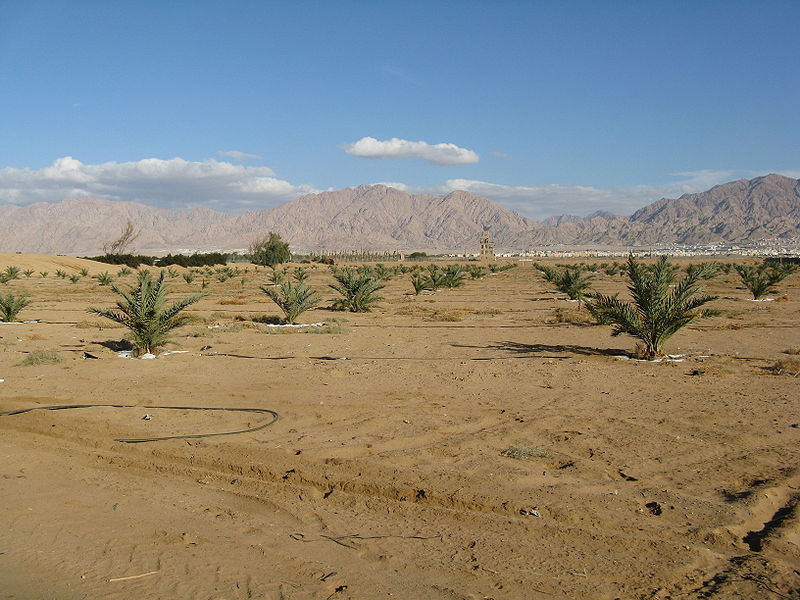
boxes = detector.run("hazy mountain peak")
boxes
[0,174,797,254]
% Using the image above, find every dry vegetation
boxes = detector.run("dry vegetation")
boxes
[0,252,798,599]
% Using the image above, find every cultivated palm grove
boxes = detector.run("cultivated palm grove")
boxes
[1,239,796,361]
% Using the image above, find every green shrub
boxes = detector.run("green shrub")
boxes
[250,232,290,268]
[18,351,61,367]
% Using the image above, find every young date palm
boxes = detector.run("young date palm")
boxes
[95,271,114,286]
[735,262,797,299]
[88,270,207,356]
[0,292,30,322]
[261,280,320,323]
[534,263,594,301]
[586,255,716,360]
[410,272,429,295]
[329,268,385,312]
[293,266,310,284]
[441,264,466,288]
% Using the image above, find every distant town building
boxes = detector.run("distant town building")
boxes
[479,229,495,261]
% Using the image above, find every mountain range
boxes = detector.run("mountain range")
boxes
[0,174,798,255]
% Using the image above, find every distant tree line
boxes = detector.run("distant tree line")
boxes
[82,252,228,268]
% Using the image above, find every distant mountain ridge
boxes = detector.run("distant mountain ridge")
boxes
[0,174,797,254]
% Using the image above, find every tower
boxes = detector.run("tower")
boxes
[479,228,495,261]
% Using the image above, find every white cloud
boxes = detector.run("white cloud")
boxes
[218,150,264,161]
[440,169,799,220]
[0,156,316,212]
[370,182,410,191]
[442,179,629,219]
[343,137,479,166]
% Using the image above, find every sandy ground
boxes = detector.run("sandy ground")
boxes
[0,254,798,600]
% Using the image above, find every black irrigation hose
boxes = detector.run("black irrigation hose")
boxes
[0,404,279,443]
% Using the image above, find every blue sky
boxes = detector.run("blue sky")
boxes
[1,0,798,218]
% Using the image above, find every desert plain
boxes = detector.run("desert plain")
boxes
[0,253,798,600]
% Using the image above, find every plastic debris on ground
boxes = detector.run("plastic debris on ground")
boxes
[262,322,326,328]
[117,350,190,359]
[615,354,686,363]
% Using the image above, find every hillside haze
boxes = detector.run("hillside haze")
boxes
[0,175,798,254]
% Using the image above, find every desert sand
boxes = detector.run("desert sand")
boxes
[0,253,798,599]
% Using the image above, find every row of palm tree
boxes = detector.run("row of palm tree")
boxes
[3,256,796,359]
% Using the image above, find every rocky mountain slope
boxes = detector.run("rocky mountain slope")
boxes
[0,175,797,254]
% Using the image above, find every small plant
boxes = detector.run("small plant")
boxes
[55,269,67,279]
[3,266,21,280]
[69,274,82,284]
[18,350,61,367]
[183,272,196,284]
[500,445,546,460]
[293,267,309,284]
[770,357,800,376]
[88,269,207,356]
[426,265,446,290]
[0,292,31,321]
[261,281,320,323]
[23,269,34,278]
[735,262,797,299]
[374,264,393,281]
[79,268,89,277]
[329,268,385,312]
[95,271,113,286]
[534,263,594,301]
[267,266,286,285]
[166,268,179,278]
[117,266,133,277]
[441,264,466,288]
[39,271,48,278]
[586,255,717,360]
[410,272,429,295]
[468,265,486,279]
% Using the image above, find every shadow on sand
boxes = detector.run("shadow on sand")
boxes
[453,340,629,359]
